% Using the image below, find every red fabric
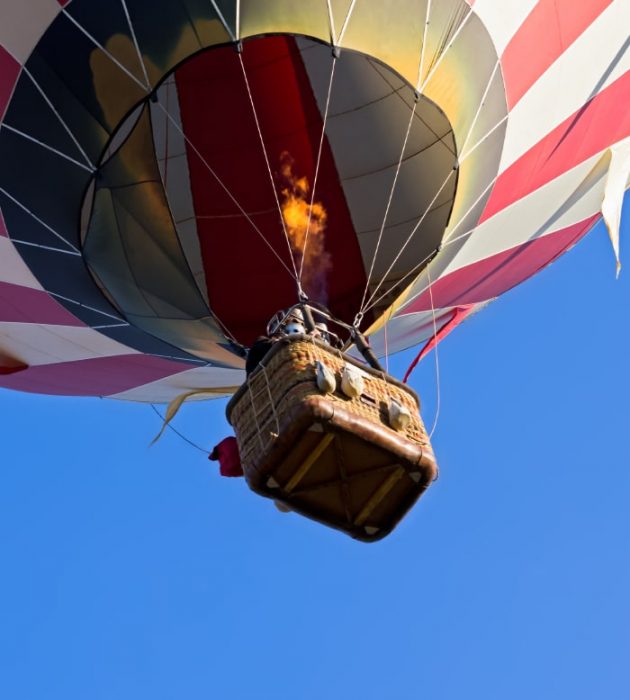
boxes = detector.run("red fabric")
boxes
[0,46,20,121]
[0,354,192,396]
[502,0,613,108]
[480,73,630,225]
[403,305,475,383]
[0,206,7,237]
[175,36,368,345]
[406,215,599,312]
[0,280,85,325]
[210,437,243,477]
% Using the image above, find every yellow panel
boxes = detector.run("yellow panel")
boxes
[329,0,354,43]
[239,0,330,44]
[143,19,230,86]
[338,0,427,88]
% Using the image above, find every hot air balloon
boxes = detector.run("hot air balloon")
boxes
[0,1,628,537]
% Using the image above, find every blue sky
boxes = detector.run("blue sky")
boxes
[1,205,629,700]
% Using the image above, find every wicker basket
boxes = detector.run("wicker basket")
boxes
[226,335,437,542]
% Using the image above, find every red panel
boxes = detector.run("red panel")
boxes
[502,0,613,108]
[406,215,600,312]
[402,305,475,383]
[0,354,191,396]
[481,73,630,225]
[0,280,84,326]
[0,45,20,121]
[0,206,7,237]
[175,37,368,345]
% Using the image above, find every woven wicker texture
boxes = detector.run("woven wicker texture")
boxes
[229,337,433,473]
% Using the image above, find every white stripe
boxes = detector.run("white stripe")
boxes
[0,322,137,366]
[473,0,539,56]
[150,80,209,304]
[500,1,630,171]
[0,0,60,64]
[109,366,245,402]
[0,236,43,289]
[438,153,610,277]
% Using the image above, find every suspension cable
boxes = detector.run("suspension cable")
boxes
[238,51,302,288]
[425,261,441,438]
[154,99,296,280]
[150,404,210,455]
[299,54,338,285]
[358,95,419,312]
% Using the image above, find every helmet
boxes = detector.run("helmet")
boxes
[284,320,306,335]
[284,308,305,335]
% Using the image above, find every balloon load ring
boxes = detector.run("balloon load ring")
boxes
[227,332,437,542]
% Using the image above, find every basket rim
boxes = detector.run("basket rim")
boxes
[226,334,420,422]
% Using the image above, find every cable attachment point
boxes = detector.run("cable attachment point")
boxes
[353,311,364,328]
[332,45,341,59]
[414,89,421,102]
[297,287,309,303]
[235,40,243,54]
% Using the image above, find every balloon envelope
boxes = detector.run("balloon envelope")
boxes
[0,0,628,400]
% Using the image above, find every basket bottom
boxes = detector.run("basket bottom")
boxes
[248,420,435,542]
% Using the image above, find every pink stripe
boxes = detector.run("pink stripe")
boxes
[481,72,630,225]
[406,215,600,312]
[0,354,192,396]
[0,206,7,237]
[502,0,613,109]
[0,281,84,326]
[0,45,20,121]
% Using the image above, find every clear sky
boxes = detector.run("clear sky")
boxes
[1,205,629,700]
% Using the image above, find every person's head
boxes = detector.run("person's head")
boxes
[266,307,305,337]
[284,308,306,335]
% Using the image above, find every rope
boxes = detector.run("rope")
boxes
[238,51,301,286]
[150,404,209,454]
[359,168,455,316]
[426,262,441,438]
[154,100,296,279]
[357,66,508,318]
[418,0,432,86]
[358,95,418,313]
[0,124,94,173]
[299,55,337,285]
[0,186,82,254]
[23,67,95,170]
[120,0,151,89]
[337,0,358,45]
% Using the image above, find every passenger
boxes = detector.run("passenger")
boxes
[245,308,306,375]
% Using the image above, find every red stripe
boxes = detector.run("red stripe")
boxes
[502,0,613,109]
[0,354,191,396]
[0,281,84,326]
[406,214,600,312]
[402,305,475,383]
[175,37,368,346]
[0,206,7,237]
[0,45,20,121]
[481,72,630,225]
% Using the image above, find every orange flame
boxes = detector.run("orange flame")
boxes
[279,152,331,301]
